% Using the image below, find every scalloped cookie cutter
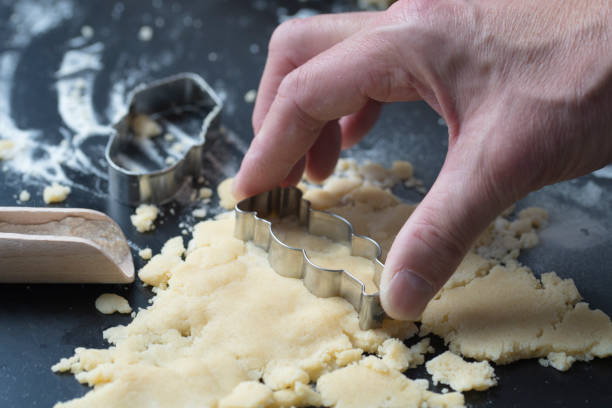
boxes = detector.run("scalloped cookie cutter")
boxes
[234,187,388,330]
[105,73,222,205]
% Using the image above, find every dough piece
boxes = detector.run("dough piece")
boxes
[18,190,30,202]
[192,207,207,218]
[425,351,497,391]
[0,139,14,160]
[390,160,413,180]
[43,183,71,204]
[130,204,158,233]
[377,338,433,372]
[138,248,153,260]
[317,356,465,408]
[199,187,213,199]
[538,352,576,371]
[218,177,237,210]
[131,114,161,138]
[95,294,132,315]
[422,264,612,367]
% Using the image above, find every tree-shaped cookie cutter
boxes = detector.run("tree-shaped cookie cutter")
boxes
[105,73,222,205]
[234,187,388,330]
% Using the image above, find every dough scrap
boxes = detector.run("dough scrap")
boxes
[95,294,132,315]
[425,351,497,392]
[421,265,612,368]
[43,183,71,204]
[138,248,153,260]
[18,190,30,202]
[316,356,464,408]
[130,204,158,233]
[377,338,434,372]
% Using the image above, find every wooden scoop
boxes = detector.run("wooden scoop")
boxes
[0,207,134,283]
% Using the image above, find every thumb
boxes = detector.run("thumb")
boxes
[380,149,511,321]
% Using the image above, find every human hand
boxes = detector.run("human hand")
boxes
[233,0,612,320]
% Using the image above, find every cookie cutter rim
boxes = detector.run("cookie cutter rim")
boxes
[234,186,388,330]
[105,72,223,205]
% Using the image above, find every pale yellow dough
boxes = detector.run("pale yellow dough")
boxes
[43,183,71,204]
[18,190,30,202]
[218,177,237,209]
[317,356,464,408]
[130,204,158,233]
[53,159,612,407]
[138,248,153,260]
[425,351,497,392]
[95,294,132,315]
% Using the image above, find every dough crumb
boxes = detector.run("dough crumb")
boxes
[95,293,132,315]
[538,352,576,371]
[18,190,30,202]
[425,351,497,392]
[130,204,158,233]
[0,139,15,160]
[390,160,413,180]
[131,114,161,139]
[138,25,153,41]
[377,338,433,371]
[244,89,257,103]
[193,207,208,218]
[138,248,153,260]
[43,183,71,204]
[80,25,94,38]
[199,187,213,199]
[218,177,237,209]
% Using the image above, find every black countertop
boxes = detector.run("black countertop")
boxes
[0,1,611,407]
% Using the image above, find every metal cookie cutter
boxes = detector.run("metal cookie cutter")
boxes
[234,187,388,330]
[105,73,222,205]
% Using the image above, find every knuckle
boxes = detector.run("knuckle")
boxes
[277,71,324,132]
[268,18,311,58]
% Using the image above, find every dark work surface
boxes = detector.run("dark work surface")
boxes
[0,1,611,407]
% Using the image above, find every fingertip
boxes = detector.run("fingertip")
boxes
[380,268,435,321]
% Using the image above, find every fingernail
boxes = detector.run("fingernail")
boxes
[380,269,435,321]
